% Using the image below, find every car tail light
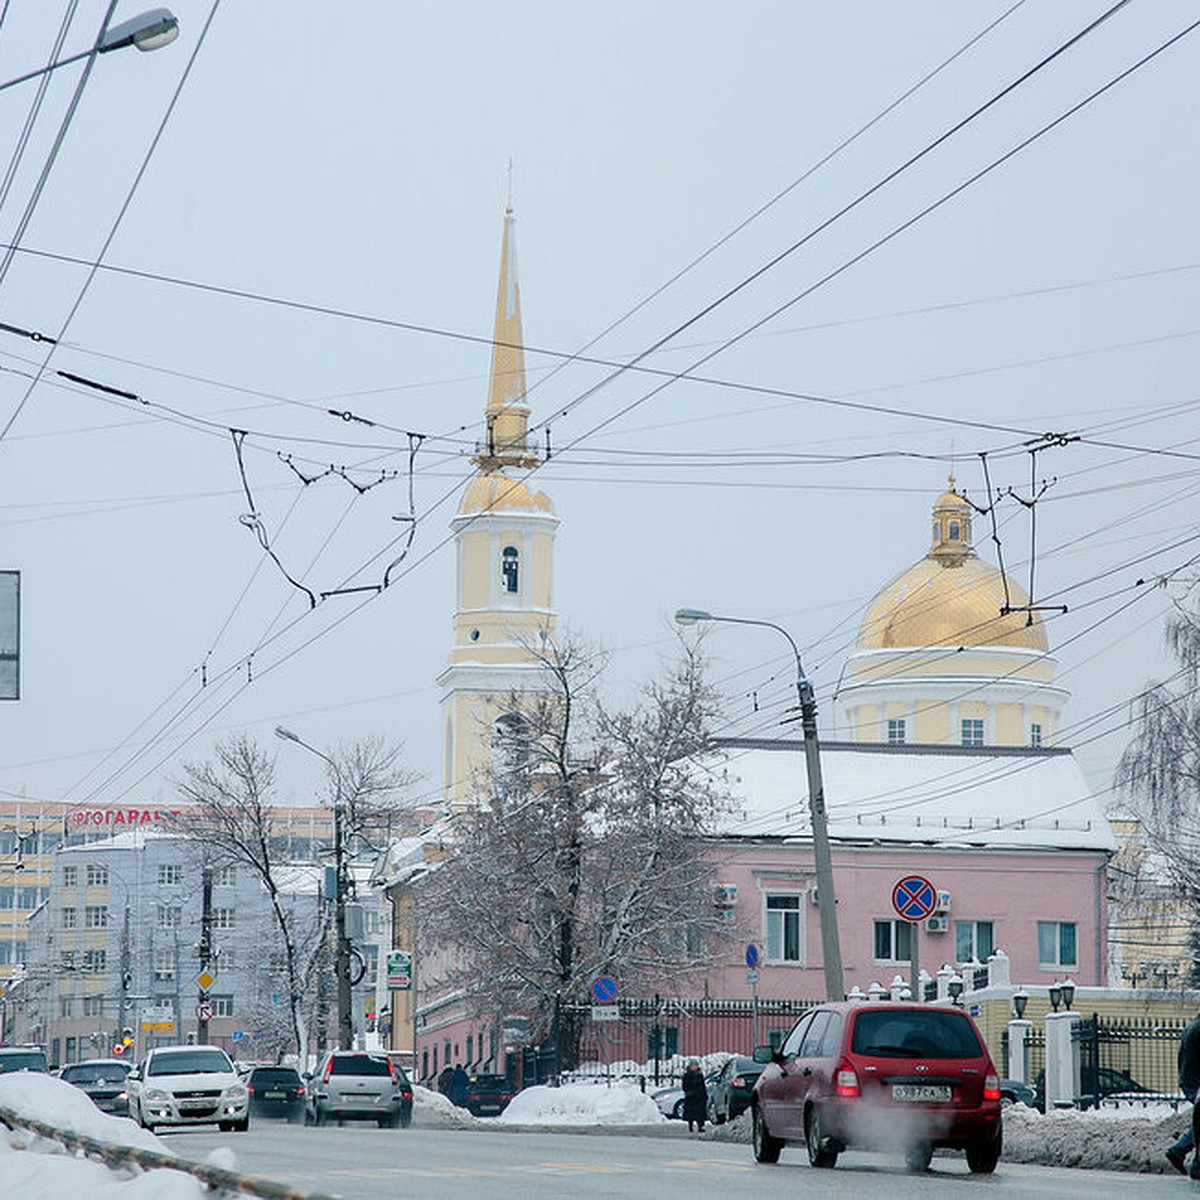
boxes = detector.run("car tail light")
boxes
[297,1084,306,1096]
[835,1059,860,1098]
[401,1089,412,1099]
[983,1073,1001,1101]
[731,1076,746,1089]
[247,1085,256,1096]
[388,1061,399,1083]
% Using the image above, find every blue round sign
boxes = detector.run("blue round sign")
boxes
[591,974,618,1004]
[745,943,760,969]
[891,875,937,922]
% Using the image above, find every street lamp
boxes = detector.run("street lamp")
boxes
[674,607,845,1000]
[275,725,354,1051]
[0,8,179,94]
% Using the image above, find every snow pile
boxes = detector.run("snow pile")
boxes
[0,1073,206,1197]
[412,1083,479,1126]
[498,1081,665,1126]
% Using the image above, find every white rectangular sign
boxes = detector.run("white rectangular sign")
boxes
[590,1005,620,1021]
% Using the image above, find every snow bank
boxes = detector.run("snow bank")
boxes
[0,1073,207,1198]
[498,1081,665,1126]
[412,1083,479,1126]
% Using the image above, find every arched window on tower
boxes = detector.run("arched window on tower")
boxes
[948,520,960,541]
[493,712,530,772]
[501,545,519,594]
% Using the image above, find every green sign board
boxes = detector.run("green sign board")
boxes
[387,950,413,990]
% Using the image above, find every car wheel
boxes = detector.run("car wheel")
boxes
[234,1117,249,1133]
[805,1105,838,1169]
[219,1121,232,1132]
[752,1105,783,1163]
[966,1130,1002,1174]
[399,1112,412,1129]
[314,1105,327,1127]
[671,1098,685,1121]
[904,1141,933,1172]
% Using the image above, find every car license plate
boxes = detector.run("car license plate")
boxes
[892,1084,951,1102]
[264,1091,285,1100]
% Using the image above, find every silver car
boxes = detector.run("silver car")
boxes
[307,1050,411,1127]
[128,1044,249,1132]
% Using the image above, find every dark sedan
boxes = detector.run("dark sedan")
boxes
[463,1073,515,1117]
[58,1059,132,1115]
[707,1054,762,1124]
[246,1065,306,1122]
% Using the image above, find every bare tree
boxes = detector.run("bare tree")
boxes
[418,637,736,1071]
[1115,603,1200,979]
[178,733,418,1058]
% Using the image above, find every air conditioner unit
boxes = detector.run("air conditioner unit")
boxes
[810,889,820,906]
[714,884,738,907]
[925,916,950,934]
[936,890,952,914]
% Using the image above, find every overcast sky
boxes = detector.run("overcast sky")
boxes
[1,2,1196,817]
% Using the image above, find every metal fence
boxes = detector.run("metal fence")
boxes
[1074,1013,1187,1102]
[523,997,816,1088]
[1001,1025,1044,1083]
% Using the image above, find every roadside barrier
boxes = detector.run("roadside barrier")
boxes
[0,1106,337,1200]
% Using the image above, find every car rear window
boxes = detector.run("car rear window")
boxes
[64,1063,129,1084]
[0,1050,48,1073]
[851,1009,984,1059]
[329,1055,391,1076]
[249,1068,300,1086]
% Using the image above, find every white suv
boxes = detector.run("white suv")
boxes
[128,1044,249,1132]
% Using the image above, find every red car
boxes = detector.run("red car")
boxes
[751,1002,1002,1174]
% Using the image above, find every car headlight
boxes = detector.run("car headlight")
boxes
[227,1084,248,1102]
[143,1088,169,1103]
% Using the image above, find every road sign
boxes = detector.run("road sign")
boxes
[746,969,760,985]
[892,875,937,922]
[591,974,618,1004]
[232,1030,245,1042]
[196,970,216,991]
[195,1000,215,1021]
[745,943,760,969]
[590,1005,620,1021]
[387,950,413,990]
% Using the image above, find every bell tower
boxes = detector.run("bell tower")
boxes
[437,203,558,808]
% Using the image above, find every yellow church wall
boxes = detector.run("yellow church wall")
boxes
[853,703,878,741]
[994,703,1023,746]
[913,703,950,743]
[459,533,492,609]
[847,653,1053,685]
[530,532,554,607]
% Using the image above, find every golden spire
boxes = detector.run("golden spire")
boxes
[474,199,539,471]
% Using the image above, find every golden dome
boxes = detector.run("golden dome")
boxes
[457,470,554,517]
[857,476,1048,653]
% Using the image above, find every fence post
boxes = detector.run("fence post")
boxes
[1007,1019,1033,1084]
[988,949,1011,988]
[1044,1011,1082,1108]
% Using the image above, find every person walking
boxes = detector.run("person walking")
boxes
[1167,1011,1200,1174]
[437,1063,454,1096]
[450,1062,470,1108]
[682,1059,708,1134]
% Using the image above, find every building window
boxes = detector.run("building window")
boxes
[85,864,109,887]
[887,718,906,745]
[220,947,236,969]
[213,908,236,930]
[765,894,802,962]
[213,994,234,1017]
[84,905,109,929]
[501,545,519,594]
[949,520,960,540]
[61,950,77,971]
[63,866,78,888]
[955,920,995,963]
[874,919,913,964]
[1030,722,1043,748]
[59,996,75,1018]
[961,718,985,748]
[62,907,77,929]
[214,865,236,887]
[83,995,104,1017]
[82,949,107,973]
[1037,921,1077,968]
[153,947,175,982]
[157,905,181,929]
[158,864,182,886]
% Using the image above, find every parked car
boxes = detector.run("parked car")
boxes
[0,1046,48,1074]
[462,1073,515,1117]
[707,1055,762,1124]
[1024,1066,1153,1112]
[58,1058,132,1115]
[998,1077,1038,1108]
[306,1050,413,1128]
[127,1044,249,1133]
[653,1070,720,1120]
[752,1002,1002,1174]
[246,1065,306,1122]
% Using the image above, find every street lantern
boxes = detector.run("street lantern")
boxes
[674,607,844,1001]
[0,9,179,94]
[1060,979,1075,1011]
[1048,982,1063,1012]
[275,725,354,1050]
[1012,988,1029,1020]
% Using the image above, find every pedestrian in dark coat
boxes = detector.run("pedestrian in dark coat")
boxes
[682,1059,707,1133]
[437,1064,454,1096]
[1168,1012,1200,1175]
[451,1063,470,1107]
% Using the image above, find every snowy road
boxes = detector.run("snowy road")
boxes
[169,1123,1181,1199]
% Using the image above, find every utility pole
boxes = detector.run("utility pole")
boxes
[197,866,213,1043]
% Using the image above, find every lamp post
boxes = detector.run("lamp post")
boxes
[674,607,845,1000]
[275,725,354,1050]
[0,8,179,94]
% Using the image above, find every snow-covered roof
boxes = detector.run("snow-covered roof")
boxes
[710,740,1115,853]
